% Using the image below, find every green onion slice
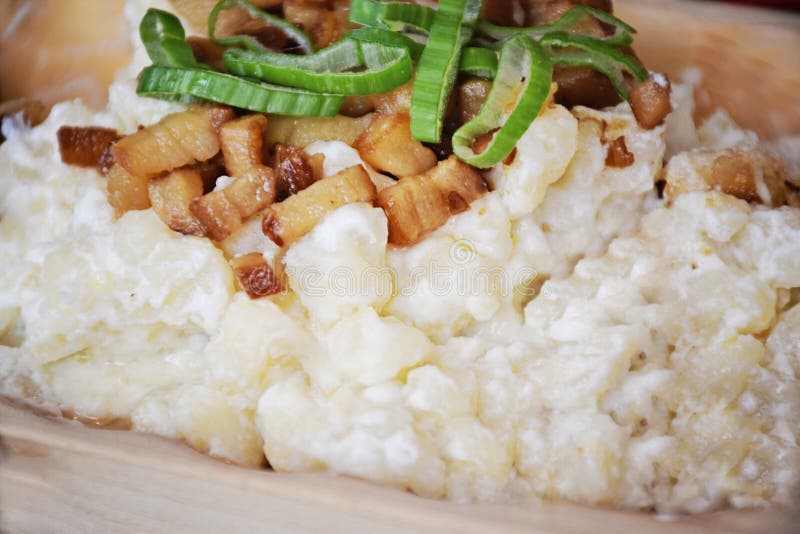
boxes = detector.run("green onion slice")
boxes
[410,0,482,143]
[223,39,413,95]
[137,66,343,116]
[208,0,314,55]
[452,35,553,169]
[541,31,647,98]
[140,8,200,68]
[477,6,636,48]
[349,0,435,32]
[460,47,498,79]
[348,27,425,60]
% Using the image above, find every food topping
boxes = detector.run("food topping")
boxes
[148,169,206,236]
[629,73,672,130]
[377,156,487,245]
[230,252,283,298]
[354,113,437,177]
[605,135,634,168]
[54,0,678,296]
[274,143,320,200]
[111,107,224,179]
[132,0,661,170]
[262,164,377,246]
[56,126,120,169]
[220,114,269,178]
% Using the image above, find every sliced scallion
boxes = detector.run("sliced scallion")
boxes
[223,39,413,95]
[410,0,483,143]
[452,35,553,168]
[476,6,636,48]
[208,0,314,55]
[460,47,499,79]
[541,31,647,97]
[137,66,344,116]
[349,0,435,32]
[348,27,425,60]
[140,8,200,68]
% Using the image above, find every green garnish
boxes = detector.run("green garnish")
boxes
[224,39,413,95]
[208,0,314,54]
[136,1,650,168]
[452,35,552,169]
[410,0,482,143]
[138,66,344,116]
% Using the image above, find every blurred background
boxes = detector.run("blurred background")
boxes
[0,0,798,137]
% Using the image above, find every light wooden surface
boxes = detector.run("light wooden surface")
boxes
[1,1,799,533]
[1,401,796,534]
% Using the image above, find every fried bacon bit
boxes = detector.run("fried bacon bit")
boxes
[629,74,672,130]
[524,0,611,27]
[186,155,227,193]
[664,148,796,207]
[106,163,150,214]
[230,253,283,298]
[481,0,524,26]
[148,169,205,236]
[57,126,120,169]
[265,114,372,148]
[224,166,277,218]
[355,113,437,178]
[197,103,237,133]
[369,81,413,115]
[187,36,227,70]
[554,66,621,110]
[190,191,241,241]
[377,156,487,246]
[283,0,350,50]
[605,136,635,168]
[220,114,268,178]
[459,78,493,124]
[191,166,277,241]
[262,165,377,247]
[111,107,225,179]
[274,144,318,201]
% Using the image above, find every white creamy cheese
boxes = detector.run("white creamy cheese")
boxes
[1,0,798,514]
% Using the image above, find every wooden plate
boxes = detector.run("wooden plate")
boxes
[1,1,799,532]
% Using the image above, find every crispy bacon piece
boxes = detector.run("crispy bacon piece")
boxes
[111,107,224,179]
[369,81,413,115]
[459,78,493,124]
[482,0,524,26]
[665,148,796,207]
[185,155,227,193]
[265,114,372,148]
[283,0,350,50]
[377,156,487,246]
[274,144,318,201]
[629,74,672,130]
[197,103,236,133]
[57,126,119,169]
[605,136,635,168]
[523,0,611,25]
[262,165,377,247]
[148,169,205,236]
[187,36,227,70]
[224,166,277,217]
[355,113,437,178]
[106,163,150,214]
[554,66,622,109]
[220,114,268,178]
[230,253,283,298]
[191,166,277,241]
